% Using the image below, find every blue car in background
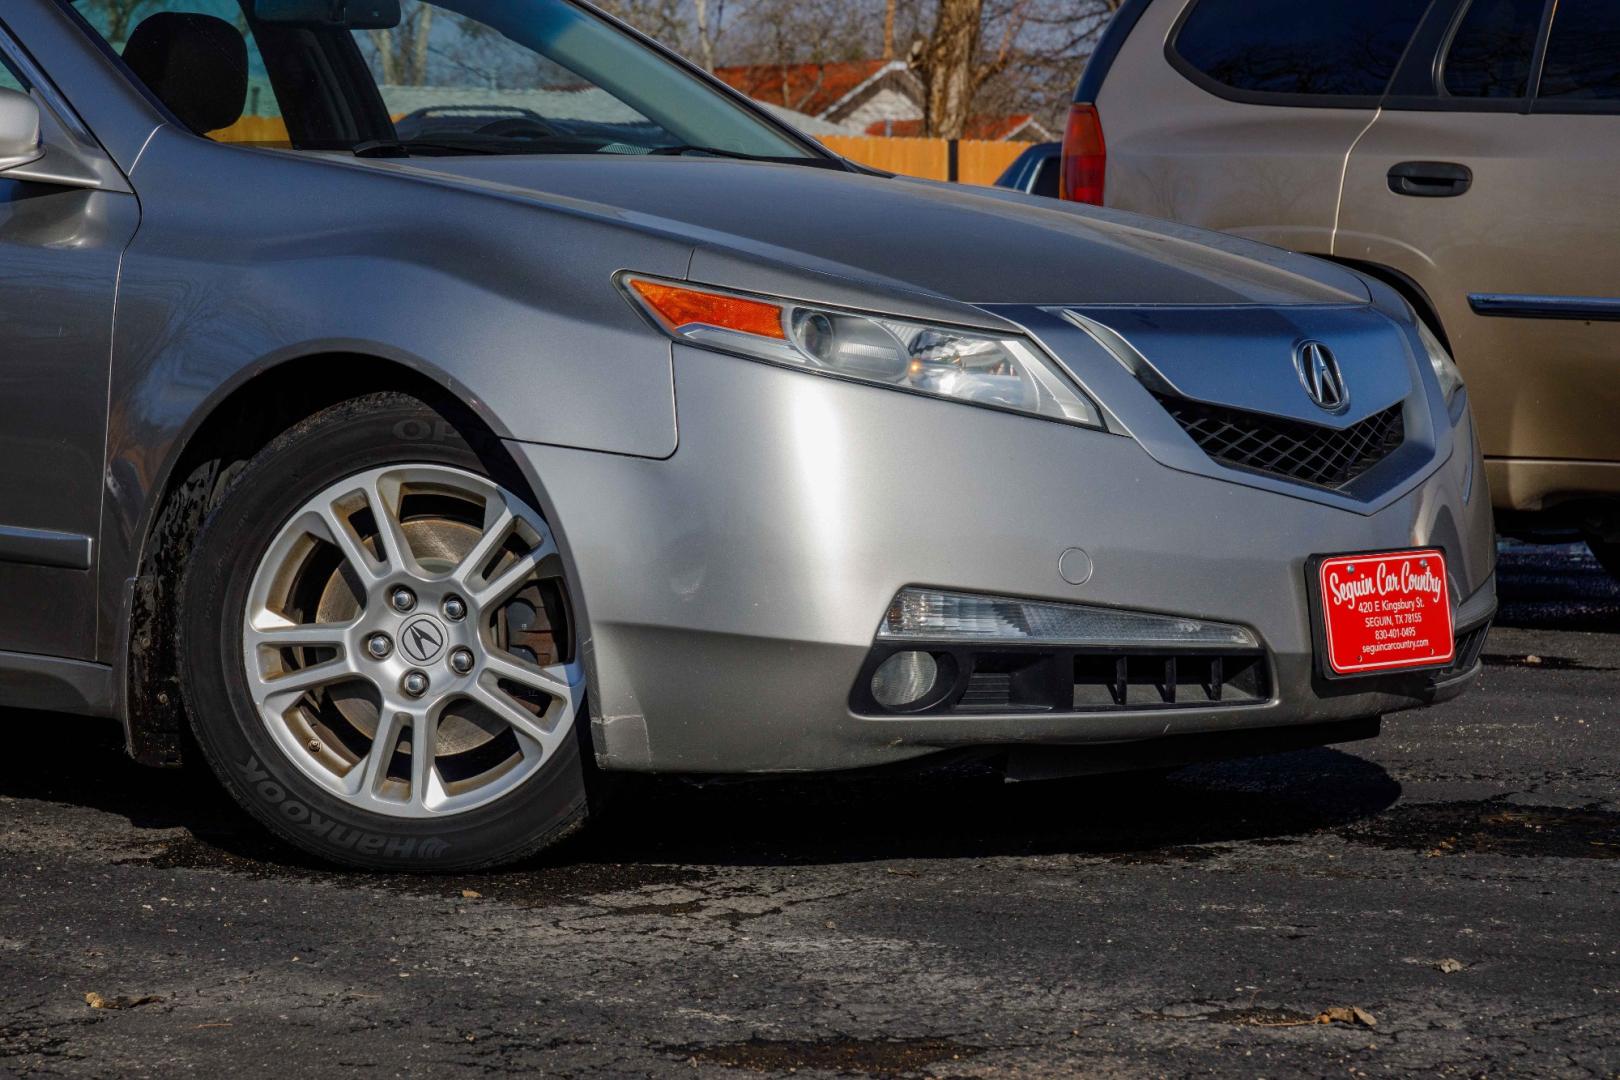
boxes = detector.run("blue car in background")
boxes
[994,141,1061,197]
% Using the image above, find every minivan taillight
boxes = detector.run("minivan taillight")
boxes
[1059,103,1106,205]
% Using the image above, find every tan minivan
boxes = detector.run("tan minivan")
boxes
[1061,0,1620,573]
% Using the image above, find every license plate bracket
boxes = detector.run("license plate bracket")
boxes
[1308,548,1455,678]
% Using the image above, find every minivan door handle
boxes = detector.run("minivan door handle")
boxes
[1387,161,1473,197]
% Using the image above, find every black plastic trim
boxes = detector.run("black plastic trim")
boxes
[1153,394,1408,492]
[1382,94,1531,112]
[850,640,1272,718]
[0,524,93,570]
[1469,294,1620,321]
[1387,160,1472,197]
[0,649,115,718]
[1529,97,1620,115]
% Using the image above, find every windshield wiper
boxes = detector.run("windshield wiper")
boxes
[643,144,842,167]
[645,143,771,160]
[352,138,499,158]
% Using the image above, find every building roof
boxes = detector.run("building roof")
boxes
[862,114,1055,141]
[713,60,911,120]
[714,60,1050,142]
[757,103,862,136]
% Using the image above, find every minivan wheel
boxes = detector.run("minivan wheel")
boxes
[179,393,595,870]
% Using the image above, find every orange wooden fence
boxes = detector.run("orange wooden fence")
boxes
[213,115,292,143]
[210,116,1029,186]
[819,136,1029,186]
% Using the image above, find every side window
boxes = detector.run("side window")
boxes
[69,0,287,144]
[0,51,27,95]
[1539,0,1620,101]
[1172,0,1429,100]
[1030,156,1060,199]
[1443,0,1545,99]
[353,1,669,148]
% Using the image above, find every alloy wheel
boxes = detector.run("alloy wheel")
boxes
[241,464,582,818]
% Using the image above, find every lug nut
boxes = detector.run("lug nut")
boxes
[390,587,417,613]
[449,647,475,675]
[401,670,430,698]
[366,633,393,659]
[443,595,467,621]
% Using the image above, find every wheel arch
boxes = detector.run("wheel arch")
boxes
[122,351,519,767]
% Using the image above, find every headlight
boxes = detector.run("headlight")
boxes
[1416,319,1464,406]
[623,276,1103,428]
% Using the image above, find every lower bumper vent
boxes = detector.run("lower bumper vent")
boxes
[1070,653,1268,709]
[853,645,1271,716]
[1437,619,1491,680]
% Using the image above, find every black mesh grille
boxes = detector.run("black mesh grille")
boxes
[1155,395,1405,490]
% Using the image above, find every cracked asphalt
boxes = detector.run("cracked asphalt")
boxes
[2,542,1617,1078]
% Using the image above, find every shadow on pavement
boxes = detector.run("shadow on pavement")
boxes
[1495,541,1620,632]
[2,712,1398,886]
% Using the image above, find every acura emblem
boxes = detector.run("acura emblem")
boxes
[1295,341,1348,412]
[399,615,447,664]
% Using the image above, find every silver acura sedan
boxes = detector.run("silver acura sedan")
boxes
[0,0,1494,869]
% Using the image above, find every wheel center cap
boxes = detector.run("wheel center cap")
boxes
[399,613,449,665]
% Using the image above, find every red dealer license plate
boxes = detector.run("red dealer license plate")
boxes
[1315,549,1455,677]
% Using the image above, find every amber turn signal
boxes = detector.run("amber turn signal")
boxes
[629,279,786,339]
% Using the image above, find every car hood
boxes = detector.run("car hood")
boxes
[374,155,1372,309]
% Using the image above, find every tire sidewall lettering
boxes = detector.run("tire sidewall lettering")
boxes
[235,754,451,861]
[180,396,587,870]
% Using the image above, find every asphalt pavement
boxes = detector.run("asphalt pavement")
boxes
[1,542,1616,1078]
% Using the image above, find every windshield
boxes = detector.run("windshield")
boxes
[69,0,819,160]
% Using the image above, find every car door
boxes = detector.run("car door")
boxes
[1335,0,1620,509]
[0,27,136,660]
[1098,0,1431,254]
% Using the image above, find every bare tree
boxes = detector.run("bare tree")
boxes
[689,0,729,71]
[914,0,1118,137]
[912,0,982,137]
[722,0,881,70]
[369,1,436,85]
[81,0,157,45]
[596,0,1117,136]
[595,0,695,55]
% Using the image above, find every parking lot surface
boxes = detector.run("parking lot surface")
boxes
[1,543,1616,1078]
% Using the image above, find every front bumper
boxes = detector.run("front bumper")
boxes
[508,343,1496,774]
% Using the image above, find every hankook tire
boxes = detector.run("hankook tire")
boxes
[180,393,596,870]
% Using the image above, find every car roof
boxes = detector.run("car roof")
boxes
[1074,0,1158,103]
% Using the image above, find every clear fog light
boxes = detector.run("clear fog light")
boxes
[879,588,1258,648]
[871,650,940,708]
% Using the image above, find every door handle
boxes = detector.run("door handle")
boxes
[1387,161,1472,197]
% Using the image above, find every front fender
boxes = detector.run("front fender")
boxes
[101,129,692,659]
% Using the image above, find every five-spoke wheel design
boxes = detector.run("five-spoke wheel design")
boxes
[242,464,582,817]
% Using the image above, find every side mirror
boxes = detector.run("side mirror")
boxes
[251,0,401,28]
[0,88,43,174]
